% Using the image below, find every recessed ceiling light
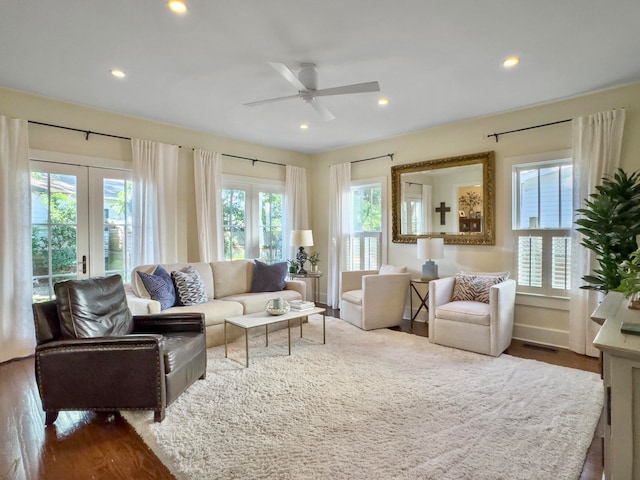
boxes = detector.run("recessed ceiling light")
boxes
[168,0,188,14]
[300,123,309,130]
[503,57,520,68]
[378,98,389,106]
[110,69,126,78]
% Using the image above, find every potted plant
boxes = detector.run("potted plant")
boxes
[618,248,640,309]
[287,259,299,274]
[575,168,640,292]
[308,251,320,272]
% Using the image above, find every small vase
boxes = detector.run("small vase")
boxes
[311,264,318,273]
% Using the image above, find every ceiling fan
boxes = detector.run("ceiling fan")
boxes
[244,62,380,121]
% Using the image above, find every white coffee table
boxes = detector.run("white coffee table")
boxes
[224,307,326,367]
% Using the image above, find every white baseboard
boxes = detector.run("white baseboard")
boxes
[512,323,569,350]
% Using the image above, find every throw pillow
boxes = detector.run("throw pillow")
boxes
[54,275,133,339]
[379,264,408,274]
[137,265,176,310]
[250,260,287,293]
[461,270,511,279]
[172,266,208,306]
[452,273,508,304]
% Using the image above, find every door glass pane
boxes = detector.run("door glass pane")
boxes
[104,178,133,281]
[223,189,246,260]
[258,192,283,262]
[31,171,79,301]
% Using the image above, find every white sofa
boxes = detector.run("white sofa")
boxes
[126,260,306,348]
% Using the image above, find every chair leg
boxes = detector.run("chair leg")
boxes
[154,408,165,423]
[200,370,206,380]
[45,411,59,425]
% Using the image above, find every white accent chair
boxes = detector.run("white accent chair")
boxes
[340,265,411,330]
[428,275,516,356]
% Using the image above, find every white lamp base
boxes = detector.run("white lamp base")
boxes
[421,261,438,280]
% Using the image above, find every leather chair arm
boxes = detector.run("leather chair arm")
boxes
[132,312,205,334]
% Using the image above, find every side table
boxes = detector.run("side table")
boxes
[410,278,434,331]
[288,271,323,303]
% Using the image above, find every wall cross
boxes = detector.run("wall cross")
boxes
[435,202,450,225]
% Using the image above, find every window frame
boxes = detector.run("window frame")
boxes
[348,177,387,271]
[222,175,285,262]
[509,150,573,298]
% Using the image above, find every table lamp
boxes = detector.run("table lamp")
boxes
[291,230,314,274]
[417,237,444,280]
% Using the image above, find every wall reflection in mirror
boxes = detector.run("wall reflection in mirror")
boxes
[391,151,495,245]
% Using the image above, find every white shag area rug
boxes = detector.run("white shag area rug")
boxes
[122,315,603,480]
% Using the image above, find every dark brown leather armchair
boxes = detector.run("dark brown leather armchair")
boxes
[32,275,207,424]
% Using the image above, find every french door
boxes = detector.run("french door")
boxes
[30,160,133,302]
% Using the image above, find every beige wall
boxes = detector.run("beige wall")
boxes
[3,82,640,347]
[310,81,640,347]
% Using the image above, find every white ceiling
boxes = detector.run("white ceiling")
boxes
[1,1,640,154]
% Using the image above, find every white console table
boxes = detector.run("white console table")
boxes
[592,292,640,480]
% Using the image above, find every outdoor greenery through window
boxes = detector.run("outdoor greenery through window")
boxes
[223,178,283,262]
[349,183,383,270]
[512,158,572,296]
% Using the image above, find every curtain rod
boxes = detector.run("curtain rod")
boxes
[28,120,286,167]
[351,153,394,164]
[487,119,572,143]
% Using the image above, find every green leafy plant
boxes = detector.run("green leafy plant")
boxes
[308,251,320,266]
[618,248,640,298]
[287,259,299,272]
[575,168,640,292]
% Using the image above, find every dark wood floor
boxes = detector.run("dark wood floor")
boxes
[2,311,602,480]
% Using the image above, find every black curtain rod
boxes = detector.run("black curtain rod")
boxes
[487,119,572,143]
[28,120,285,167]
[351,153,394,164]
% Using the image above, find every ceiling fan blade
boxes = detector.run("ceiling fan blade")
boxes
[310,100,336,121]
[315,81,380,97]
[269,62,307,91]
[244,94,300,107]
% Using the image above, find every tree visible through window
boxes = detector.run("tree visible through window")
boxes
[350,184,383,270]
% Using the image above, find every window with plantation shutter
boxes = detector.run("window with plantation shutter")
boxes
[513,159,572,296]
[349,180,386,271]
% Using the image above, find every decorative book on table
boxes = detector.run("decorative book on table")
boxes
[289,300,315,311]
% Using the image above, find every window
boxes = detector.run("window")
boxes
[222,176,284,262]
[349,180,386,270]
[512,158,572,296]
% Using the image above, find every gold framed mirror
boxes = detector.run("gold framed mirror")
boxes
[391,151,495,245]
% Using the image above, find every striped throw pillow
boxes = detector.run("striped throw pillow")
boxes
[452,274,507,304]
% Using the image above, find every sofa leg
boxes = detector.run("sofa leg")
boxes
[154,408,165,423]
[200,371,206,380]
[45,411,59,425]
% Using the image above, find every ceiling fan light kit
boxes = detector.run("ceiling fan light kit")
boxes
[244,62,380,121]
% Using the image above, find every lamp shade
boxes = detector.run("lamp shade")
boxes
[291,229,314,247]
[417,237,444,260]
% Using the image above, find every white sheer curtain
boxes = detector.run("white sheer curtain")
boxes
[194,149,223,262]
[421,184,432,233]
[132,139,180,265]
[284,165,309,259]
[570,108,626,356]
[327,162,351,308]
[0,115,35,363]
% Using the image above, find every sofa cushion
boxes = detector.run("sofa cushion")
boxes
[379,264,407,274]
[137,265,176,310]
[164,300,244,327]
[250,260,287,292]
[342,289,363,306]
[172,266,208,306]
[436,301,491,326]
[222,289,302,314]
[131,262,214,300]
[55,275,133,339]
[212,259,254,298]
[452,273,508,303]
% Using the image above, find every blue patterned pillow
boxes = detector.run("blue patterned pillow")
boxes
[137,265,176,310]
[250,260,287,292]
[171,266,208,306]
